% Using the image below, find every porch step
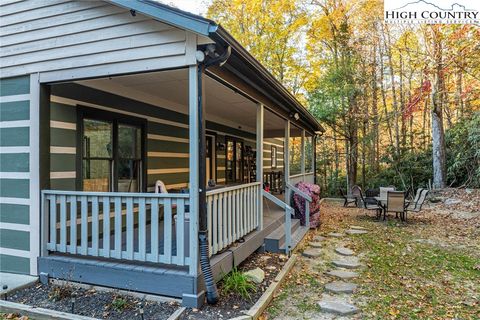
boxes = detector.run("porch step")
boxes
[279,226,309,253]
[264,218,302,253]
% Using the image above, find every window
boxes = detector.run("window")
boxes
[80,108,145,192]
[271,146,277,169]
[225,137,243,183]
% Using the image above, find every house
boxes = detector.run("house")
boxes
[0,0,324,307]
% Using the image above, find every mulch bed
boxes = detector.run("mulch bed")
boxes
[181,251,287,319]
[7,284,179,320]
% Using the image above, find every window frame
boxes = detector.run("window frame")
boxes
[271,145,277,169]
[76,106,147,192]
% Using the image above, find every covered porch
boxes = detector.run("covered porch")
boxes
[38,66,318,306]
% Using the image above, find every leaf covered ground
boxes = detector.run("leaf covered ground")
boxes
[264,198,480,320]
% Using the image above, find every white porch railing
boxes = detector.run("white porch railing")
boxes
[41,190,193,269]
[206,182,262,256]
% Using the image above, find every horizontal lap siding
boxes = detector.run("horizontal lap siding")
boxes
[0,75,32,275]
[50,102,76,190]
[263,138,284,171]
[0,1,190,79]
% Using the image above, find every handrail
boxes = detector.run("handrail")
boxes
[206,182,261,196]
[286,182,312,202]
[262,190,293,255]
[41,190,189,198]
[286,182,312,228]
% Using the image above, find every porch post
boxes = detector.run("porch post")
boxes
[188,65,199,277]
[313,135,317,184]
[300,129,305,182]
[284,120,290,204]
[256,103,264,230]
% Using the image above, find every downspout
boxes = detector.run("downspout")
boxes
[197,44,231,305]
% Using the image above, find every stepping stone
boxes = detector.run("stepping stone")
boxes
[327,232,343,238]
[335,247,355,256]
[350,225,367,230]
[313,235,326,242]
[309,241,323,248]
[332,258,362,269]
[325,281,357,294]
[318,298,359,315]
[326,270,359,279]
[346,229,368,235]
[302,248,322,258]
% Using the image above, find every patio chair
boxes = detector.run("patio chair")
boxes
[351,185,362,207]
[404,189,429,222]
[359,189,382,218]
[384,191,405,221]
[339,188,357,207]
[379,186,395,200]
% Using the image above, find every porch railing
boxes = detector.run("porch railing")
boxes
[286,182,312,228]
[41,190,192,269]
[206,182,262,256]
[262,189,293,255]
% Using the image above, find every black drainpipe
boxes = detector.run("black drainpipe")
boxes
[197,45,231,305]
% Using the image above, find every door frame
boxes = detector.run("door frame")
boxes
[76,105,147,192]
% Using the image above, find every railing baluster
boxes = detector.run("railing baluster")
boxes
[114,197,122,259]
[59,195,67,252]
[212,194,218,255]
[126,197,134,260]
[92,196,99,256]
[139,197,146,261]
[49,194,57,250]
[218,193,223,250]
[305,200,310,229]
[207,195,212,254]
[234,190,239,242]
[151,198,159,262]
[102,196,110,258]
[164,198,172,264]
[80,196,88,255]
[69,195,77,254]
[222,192,227,248]
[227,191,232,245]
[176,199,185,264]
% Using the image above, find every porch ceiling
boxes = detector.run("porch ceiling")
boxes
[77,69,290,133]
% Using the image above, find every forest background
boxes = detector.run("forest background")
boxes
[206,0,480,195]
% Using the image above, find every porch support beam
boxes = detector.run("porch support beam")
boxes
[284,120,290,204]
[313,135,317,184]
[188,65,199,277]
[256,103,264,230]
[300,129,305,182]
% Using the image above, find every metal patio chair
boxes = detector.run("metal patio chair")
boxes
[384,191,406,221]
[404,189,429,222]
[359,189,382,218]
[339,188,357,207]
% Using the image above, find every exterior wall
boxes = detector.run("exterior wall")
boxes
[0,0,196,82]
[0,75,39,275]
[263,138,284,172]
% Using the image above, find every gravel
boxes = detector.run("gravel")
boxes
[8,283,180,320]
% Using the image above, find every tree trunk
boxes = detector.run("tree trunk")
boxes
[431,27,446,189]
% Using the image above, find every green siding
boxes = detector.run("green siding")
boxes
[51,154,76,172]
[51,102,76,122]
[148,172,189,186]
[0,179,29,198]
[0,76,30,96]
[0,100,29,121]
[148,157,189,169]
[148,140,189,153]
[0,127,29,146]
[0,204,29,224]
[0,254,29,274]
[148,122,188,138]
[0,229,29,251]
[0,153,29,172]
[50,178,76,190]
[50,127,76,147]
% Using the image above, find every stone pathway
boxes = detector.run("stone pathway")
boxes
[315,225,369,317]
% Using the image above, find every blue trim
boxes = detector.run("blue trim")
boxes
[108,0,216,36]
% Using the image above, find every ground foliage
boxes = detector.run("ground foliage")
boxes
[264,199,479,319]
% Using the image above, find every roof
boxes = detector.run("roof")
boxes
[108,0,324,133]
